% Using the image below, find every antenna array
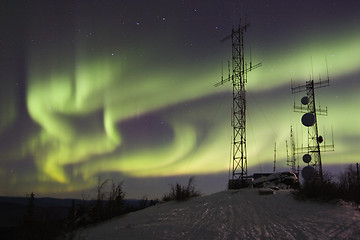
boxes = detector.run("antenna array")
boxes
[291,66,334,181]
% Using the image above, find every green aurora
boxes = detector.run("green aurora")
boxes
[1,1,360,198]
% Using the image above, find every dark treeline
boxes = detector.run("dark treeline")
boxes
[1,177,203,240]
[296,163,360,203]
[1,179,159,240]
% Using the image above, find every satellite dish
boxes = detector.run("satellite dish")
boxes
[318,135,324,143]
[303,154,311,164]
[301,113,316,127]
[301,96,309,105]
[302,166,316,181]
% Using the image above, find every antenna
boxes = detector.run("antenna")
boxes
[325,56,330,81]
[286,140,289,164]
[331,125,334,147]
[311,56,314,80]
[273,142,277,173]
[215,19,261,189]
[250,46,252,69]
[291,60,334,182]
[287,126,297,174]
[221,59,224,84]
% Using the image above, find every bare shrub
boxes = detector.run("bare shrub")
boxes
[296,172,340,201]
[162,176,201,201]
[107,181,125,218]
[296,166,360,203]
[338,164,360,203]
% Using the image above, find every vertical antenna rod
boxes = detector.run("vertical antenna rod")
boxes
[273,142,277,173]
[287,126,298,175]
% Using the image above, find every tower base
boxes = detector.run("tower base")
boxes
[228,178,253,189]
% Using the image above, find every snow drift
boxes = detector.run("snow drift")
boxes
[74,189,360,239]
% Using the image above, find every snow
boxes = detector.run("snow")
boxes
[74,189,360,240]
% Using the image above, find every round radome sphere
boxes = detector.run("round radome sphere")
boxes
[302,166,316,181]
[301,96,309,105]
[303,154,311,164]
[301,113,316,127]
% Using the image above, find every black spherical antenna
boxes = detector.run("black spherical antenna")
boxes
[302,165,316,181]
[303,154,311,164]
[301,113,316,127]
[301,96,309,105]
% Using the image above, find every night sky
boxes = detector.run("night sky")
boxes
[1,0,360,199]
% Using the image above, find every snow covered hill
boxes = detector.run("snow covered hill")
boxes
[74,189,360,240]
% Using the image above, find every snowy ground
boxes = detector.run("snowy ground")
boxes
[74,189,360,240]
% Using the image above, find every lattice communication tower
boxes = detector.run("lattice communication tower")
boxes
[291,70,334,181]
[215,20,261,189]
[286,126,299,176]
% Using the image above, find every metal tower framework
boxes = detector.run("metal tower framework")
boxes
[286,126,299,176]
[291,78,334,180]
[215,21,261,188]
[290,126,299,175]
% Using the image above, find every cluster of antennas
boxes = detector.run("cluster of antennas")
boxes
[300,96,324,144]
[299,94,324,165]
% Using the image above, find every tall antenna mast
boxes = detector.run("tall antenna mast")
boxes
[215,19,261,189]
[273,142,277,173]
[287,126,298,175]
[286,140,290,167]
[291,64,334,182]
